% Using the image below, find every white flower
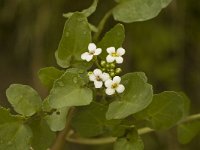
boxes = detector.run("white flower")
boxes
[105,76,125,95]
[89,69,110,88]
[81,43,102,62]
[106,47,125,64]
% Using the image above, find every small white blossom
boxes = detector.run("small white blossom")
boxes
[81,43,102,62]
[106,47,125,64]
[89,69,110,88]
[105,76,125,95]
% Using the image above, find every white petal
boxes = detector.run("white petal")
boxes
[93,69,102,76]
[106,55,115,63]
[117,48,125,56]
[88,43,96,52]
[81,52,89,60]
[115,56,123,64]
[116,84,125,93]
[101,73,110,82]
[106,47,115,54]
[106,88,115,95]
[85,54,93,62]
[89,74,95,81]
[94,81,103,88]
[94,48,102,55]
[113,76,121,84]
[105,79,113,88]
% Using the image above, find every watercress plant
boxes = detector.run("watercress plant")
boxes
[0,0,200,150]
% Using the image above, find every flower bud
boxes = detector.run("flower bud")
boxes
[110,63,116,69]
[102,68,106,72]
[100,60,106,67]
[115,68,122,74]
[88,71,93,75]
[110,69,114,72]
[110,72,115,77]
[106,63,110,68]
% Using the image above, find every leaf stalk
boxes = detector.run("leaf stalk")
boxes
[65,113,200,145]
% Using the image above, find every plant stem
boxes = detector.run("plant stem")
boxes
[65,113,200,145]
[94,56,102,69]
[66,128,154,145]
[138,127,154,135]
[93,9,113,42]
[67,136,116,145]
[180,113,200,123]
[51,107,75,150]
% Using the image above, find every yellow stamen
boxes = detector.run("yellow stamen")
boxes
[111,52,118,57]
[112,83,118,89]
[96,76,101,81]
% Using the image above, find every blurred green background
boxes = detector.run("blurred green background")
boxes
[0,0,199,149]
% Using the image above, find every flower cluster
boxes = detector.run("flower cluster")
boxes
[81,43,125,95]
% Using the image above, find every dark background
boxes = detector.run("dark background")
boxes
[0,0,199,149]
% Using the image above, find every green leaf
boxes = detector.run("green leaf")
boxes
[114,129,144,150]
[113,0,173,23]
[45,107,69,131]
[56,12,91,68]
[72,102,121,137]
[65,68,89,83]
[114,138,144,150]
[41,69,86,131]
[42,97,69,132]
[106,72,153,120]
[178,92,190,118]
[63,0,98,18]
[38,67,64,89]
[55,52,93,70]
[48,71,93,108]
[29,119,55,150]
[139,91,188,130]
[177,120,200,144]
[6,84,42,116]
[41,97,52,112]
[161,0,173,8]
[98,24,125,59]
[0,107,32,150]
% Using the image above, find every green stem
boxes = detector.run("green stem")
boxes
[94,56,102,69]
[66,113,200,145]
[66,127,154,145]
[180,113,200,123]
[138,127,154,135]
[93,9,113,42]
[67,136,116,145]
